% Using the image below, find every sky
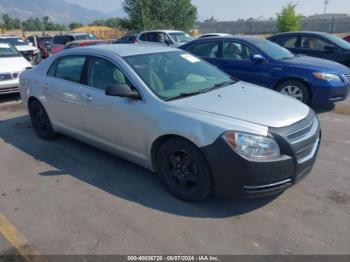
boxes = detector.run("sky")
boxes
[65,0,350,21]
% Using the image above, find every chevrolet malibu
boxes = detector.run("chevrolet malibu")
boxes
[19,45,321,202]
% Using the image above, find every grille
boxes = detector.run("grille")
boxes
[0,73,12,81]
[286,117,320,164]
[270,111,320,165]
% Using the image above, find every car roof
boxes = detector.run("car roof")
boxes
[68,43,181,57]
[192,35,266,43]
[140,30,185,34]
[54,33,90,37]
[0,35,21,39]
[68,40,109,45]
[270,31,331,37]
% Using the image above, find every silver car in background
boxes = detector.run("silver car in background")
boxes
[19,44,321,201]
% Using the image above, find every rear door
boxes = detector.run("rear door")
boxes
[271,35,300,54]
[187,40,223,67]
[45,55,87,132]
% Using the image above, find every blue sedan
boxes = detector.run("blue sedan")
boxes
[180,36,350,105]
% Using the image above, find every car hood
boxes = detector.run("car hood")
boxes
[171,81,310,128]
[282,55,350,73]
[0,57,31,72]
[15,45,38,52]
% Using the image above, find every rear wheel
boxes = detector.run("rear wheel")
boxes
[157,138,213,202]
[276,80,310,105]
[29,99,58,140]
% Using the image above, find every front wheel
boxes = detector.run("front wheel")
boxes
[276,80,310,105]
[29,99,58,140]
[157,138,213,202]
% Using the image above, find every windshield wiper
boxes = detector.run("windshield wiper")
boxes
[165,91,204,101]
[165,80,236,101]
[204,80,236,92]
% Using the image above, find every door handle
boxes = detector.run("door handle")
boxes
[83,94,94,102]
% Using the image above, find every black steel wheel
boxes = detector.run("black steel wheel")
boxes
[29,99,58,140]
[157,138,213,202]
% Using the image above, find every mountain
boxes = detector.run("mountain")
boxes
[0,0,111,24]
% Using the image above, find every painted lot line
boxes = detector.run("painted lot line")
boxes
[0,214,46,262]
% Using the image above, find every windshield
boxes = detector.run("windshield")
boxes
[324,34,350,50]
[0,43,21,57]
[169,32,193,44]
[74,35,90,41]
[1,38,30,46]
[255,39,294,60]
[124,51,235,100]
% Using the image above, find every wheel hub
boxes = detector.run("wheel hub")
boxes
[280,85,304,101]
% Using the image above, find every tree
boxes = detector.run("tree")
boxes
[204,16,216,23]
[122,0,197,32]
[69,22,83,30]
[277,2,301,32]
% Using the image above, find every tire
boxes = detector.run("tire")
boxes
[157,138,213,202]
[28,99,58,140]
[276,80,310,105]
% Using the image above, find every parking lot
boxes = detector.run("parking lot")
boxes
[0,94,349,256]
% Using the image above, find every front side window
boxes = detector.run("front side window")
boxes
[189,41,220,58]
[301,36,334,51]
[87,57,131,91]
[54,56,86,83]
[124,51,235,100]
[274,36,298,48]
[223,41,257,60]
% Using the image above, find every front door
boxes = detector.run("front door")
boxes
[79,56,147,160]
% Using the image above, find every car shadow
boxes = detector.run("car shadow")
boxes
[0,94,21,104]
[312,103,335,114]
[0,115,279,219]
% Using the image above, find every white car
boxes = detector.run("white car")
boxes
[0,43,32,95]
[197,33,232,39]
[137,30,193,47]
[0,35,40,64]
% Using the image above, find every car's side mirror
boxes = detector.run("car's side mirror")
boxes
[105,84,140,99]
[251,54,267,63]
[324,45,338,53]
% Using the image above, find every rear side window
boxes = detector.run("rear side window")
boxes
[274,36,298,48]
[189,41,220,58]
[50,56,86,83]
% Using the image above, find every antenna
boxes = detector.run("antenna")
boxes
[324,0,329,14]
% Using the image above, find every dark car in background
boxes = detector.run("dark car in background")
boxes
[113,34,137,44]
[268,32,350,67]
[343,34,350,43]
[27,35,53,59]
[64,40,111,49]
[180,36,350,106]
[51,33,97,54]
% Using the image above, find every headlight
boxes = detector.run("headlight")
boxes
[223,131,280,159]
[313,72,342,82]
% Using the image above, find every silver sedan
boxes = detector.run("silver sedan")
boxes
[19,44,320,201]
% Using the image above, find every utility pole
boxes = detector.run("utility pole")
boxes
[140,0,146,30]
[324,0,329,14]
